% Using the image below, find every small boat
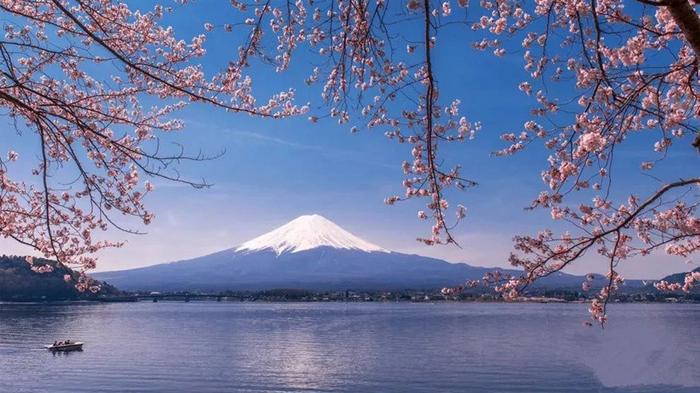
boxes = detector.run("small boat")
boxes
[45,341,84,352]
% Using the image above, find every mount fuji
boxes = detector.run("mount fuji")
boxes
[93,214,585,292]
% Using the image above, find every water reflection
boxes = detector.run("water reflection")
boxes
[0,302,698,393]
[50,348,83,357]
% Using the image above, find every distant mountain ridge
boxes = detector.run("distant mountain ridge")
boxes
[93,214,640,292]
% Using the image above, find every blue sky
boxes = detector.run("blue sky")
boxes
[1,2,697,279]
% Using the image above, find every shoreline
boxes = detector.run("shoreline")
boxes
[1,297,698,305]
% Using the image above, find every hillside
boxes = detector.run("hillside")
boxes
[0,255,121,301]
[658,267,700,293]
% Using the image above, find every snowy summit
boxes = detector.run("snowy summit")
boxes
[235,214,388,255]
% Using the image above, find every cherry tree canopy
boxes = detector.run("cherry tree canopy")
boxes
[1,0,698,320]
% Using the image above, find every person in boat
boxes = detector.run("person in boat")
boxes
[53,341,57,346]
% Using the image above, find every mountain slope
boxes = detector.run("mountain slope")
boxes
[96,247,496,291]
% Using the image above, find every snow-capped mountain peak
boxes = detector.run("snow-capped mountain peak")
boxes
[235,214,388,255]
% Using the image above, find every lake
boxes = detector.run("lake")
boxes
[0,302,698,392]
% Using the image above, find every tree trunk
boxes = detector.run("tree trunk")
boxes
[665,1,700,151]
[666,1,700,56]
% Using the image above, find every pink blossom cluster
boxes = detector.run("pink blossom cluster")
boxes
[465,0,700,323]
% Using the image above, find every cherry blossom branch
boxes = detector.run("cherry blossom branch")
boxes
[50,0,274,117]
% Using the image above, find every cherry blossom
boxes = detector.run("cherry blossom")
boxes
[1,1,698,312]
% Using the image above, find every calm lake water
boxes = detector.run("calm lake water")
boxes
[0,302,698,393]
